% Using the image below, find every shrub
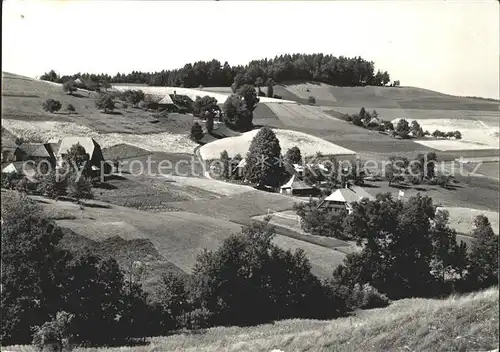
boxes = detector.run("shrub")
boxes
[308,96,316,104]
[352,115,363,126]
[339,114,352,122]
[37,171,67,199]
[178,308,212,330]
[193,96,218,117]
[42,99,62,113]
[190,122,204,142]
[432,129,443,138]
[359,107,366,119]
[436,174,452,188]
[32,311,75,352]
[66,173,93,200]
[273,94,282,99]
[66,104,75,113]
[1,172,22,190]
[383,120,394,131]
[122,102,129,109]
[152,110,169,119]
[454,130,462,139]
[121,90,145,105]
[95,93,115,113]
[257,90,266,97]
[62,81,76,95]
[349,283,390,310]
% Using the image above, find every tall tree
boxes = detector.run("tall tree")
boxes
[237,84,260,127]
[63,143,91,179]
[396,119,410,138]
[222,94,252,132]
[245,127,284,187]
[285,146,302,165]
[467,215,499,290]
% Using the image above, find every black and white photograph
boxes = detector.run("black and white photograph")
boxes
[1,1,499,351]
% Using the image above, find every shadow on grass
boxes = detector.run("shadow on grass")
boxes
[34,198,51,204]
[362,183,381,189]
[69,92,89,98]
[81,202,112,209]
[93,182,117,190]
[390,183,411,190]
[104,174,127,181]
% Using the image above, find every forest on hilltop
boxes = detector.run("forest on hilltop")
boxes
[41,53,394,88]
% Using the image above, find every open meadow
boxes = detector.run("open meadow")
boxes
[28,193,341,281]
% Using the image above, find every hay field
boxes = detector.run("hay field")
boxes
[391,117,499,148]
[272,234,346,278]
[31,194,341,279]
[171,190,299,222]
[264,102,342,129]
[287,83,500,110]
[262,104,433,155]
[159,174,254,196]
[2,118,197,154]
[283,82,338,103]
[414,139,498,151]
[199,127,356,160]
[437,206,499,235]
[10,287,495,352]
[112,85,296,104]
[199,85,307,104]
[35,196,243,273]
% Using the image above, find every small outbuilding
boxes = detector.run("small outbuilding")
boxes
[280,175,319,196]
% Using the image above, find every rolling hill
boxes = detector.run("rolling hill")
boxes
[7,286,496,351]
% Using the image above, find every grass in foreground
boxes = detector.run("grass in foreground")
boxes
[5,287,497,352]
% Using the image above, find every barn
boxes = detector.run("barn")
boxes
[318,185,374,214]
[55,137,109,175]
[157,94,179,112]
[14,143,56,165]
[280,175,319,196]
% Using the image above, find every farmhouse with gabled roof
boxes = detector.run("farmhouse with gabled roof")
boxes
[318,185,375,214]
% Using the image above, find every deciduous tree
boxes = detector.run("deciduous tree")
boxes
[244,127,284,187]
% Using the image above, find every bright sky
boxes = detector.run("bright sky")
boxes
[2,0,499,99]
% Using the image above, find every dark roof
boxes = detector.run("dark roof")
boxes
[281,175,315,190]
[46,142,61,156]
[18,143,51,158]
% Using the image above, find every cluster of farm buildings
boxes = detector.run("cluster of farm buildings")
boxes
[2,134,374,214]
[1,136,105,184]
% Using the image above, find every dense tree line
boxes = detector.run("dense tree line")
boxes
[41,54,394,88]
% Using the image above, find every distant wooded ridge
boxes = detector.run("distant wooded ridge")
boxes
[40,54,395,88]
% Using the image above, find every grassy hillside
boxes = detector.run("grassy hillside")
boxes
[30,192,338,280]
[7,287,496,351]
[199,127,356,160]
[282,82,499,111]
